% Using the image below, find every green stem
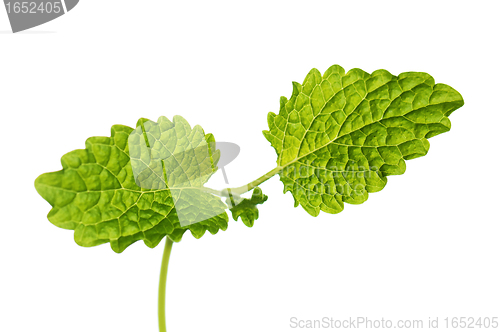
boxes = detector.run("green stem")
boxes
[225,166,282,195]
[158,236,174,332]
[203,166,282,198]
[157,167,280,330]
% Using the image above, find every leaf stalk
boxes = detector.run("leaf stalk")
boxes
[203,166,282,198]
[158,236,174,332]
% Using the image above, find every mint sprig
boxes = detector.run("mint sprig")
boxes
[35,65,464,332]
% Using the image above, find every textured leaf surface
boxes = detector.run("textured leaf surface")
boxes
[129,116,226,227]
[263,65,464,216]
[35,116,228,253]
[226,187,268,227]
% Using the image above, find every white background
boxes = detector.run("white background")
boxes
[1,1,499,331]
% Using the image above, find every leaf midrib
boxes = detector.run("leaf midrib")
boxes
[277,75,453,171]
[278,73,369,169]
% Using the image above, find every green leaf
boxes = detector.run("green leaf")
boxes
[263,65,464,216]
[35,116,229,253]
[129,116,227,227]
[226,187,268,227]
